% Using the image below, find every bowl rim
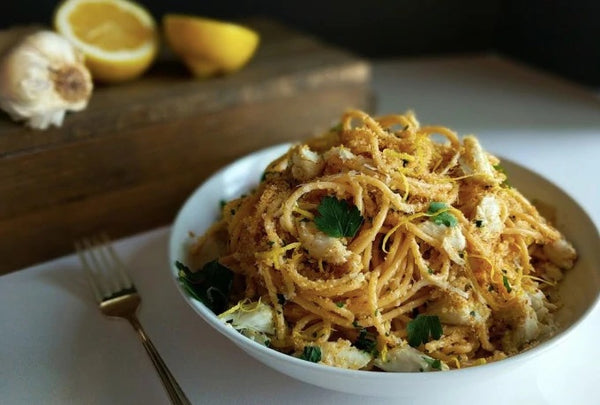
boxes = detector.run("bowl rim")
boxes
[168,142,600,380]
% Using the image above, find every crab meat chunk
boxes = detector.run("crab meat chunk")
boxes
[501,292,552,351]
[474,194,503,239]
[418,221,466,265]
[459,136,497,184]
[290,144,324,181]
[318,339,372,370]
[374,345,449,372]
[543,238,577,270]
[323,145,356,161]
[528,290,551,324]
[297,222,353,265]
[219,300,276,335]
[425,291,490,326]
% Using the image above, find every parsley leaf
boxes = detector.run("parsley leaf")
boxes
[314,196,364,238]
[422,356,442,370]
[176,260,233,314]
[502,275,513,293]
[354,328,378,356]
[299,346,321,362]
[407,315,443,347]
[427,202,458,227]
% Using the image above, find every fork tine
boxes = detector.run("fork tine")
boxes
[91,236,123,293]
[81,237,114,298]
[100,233,133,290]
[76,240,105,302]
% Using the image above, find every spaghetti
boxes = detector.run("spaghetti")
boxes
[185,110,577,371]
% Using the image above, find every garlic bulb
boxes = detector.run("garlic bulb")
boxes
[0,30,93,130]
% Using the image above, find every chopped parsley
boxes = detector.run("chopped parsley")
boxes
[354,328,378,356]
[427,202,458,227]
[407,314,443,347]
[176,260,233,314]
[277,293,286,305]
[475,219,483,228]
[299,346,322,363]
[335,301,345,308]
[314,196,364,238]
[502,275,513,293]
[422,356,442,370]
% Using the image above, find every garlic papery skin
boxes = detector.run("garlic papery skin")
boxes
[0,30,93,130]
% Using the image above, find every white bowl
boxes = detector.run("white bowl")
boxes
[168,144,600,397]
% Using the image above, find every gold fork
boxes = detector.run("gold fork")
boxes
[76,235,191,405]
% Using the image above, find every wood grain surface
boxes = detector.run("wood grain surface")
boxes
[0,18,372,274]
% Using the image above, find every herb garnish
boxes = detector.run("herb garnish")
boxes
[355,328,378,356]
[493,164,511,188]
[176,260,233,314]
[427,202,458,227]
[300,346,322,362]
[502,275,513,293]
[314,196,364,238]
[475,219,483,228]
[422,356,442,370]
[407,315,443,347]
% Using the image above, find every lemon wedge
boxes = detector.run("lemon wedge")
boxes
[54,0,158,83]
[163,14,259,78]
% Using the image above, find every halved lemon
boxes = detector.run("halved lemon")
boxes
[54,0,158,83]
[163,14,259,78]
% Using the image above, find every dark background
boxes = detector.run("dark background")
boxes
[1,0,599,87]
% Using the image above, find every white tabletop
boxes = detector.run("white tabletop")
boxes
[2,55,599,405]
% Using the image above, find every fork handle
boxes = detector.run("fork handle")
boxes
[127,315,192,405]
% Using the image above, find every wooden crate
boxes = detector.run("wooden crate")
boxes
[0,18,372,273]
